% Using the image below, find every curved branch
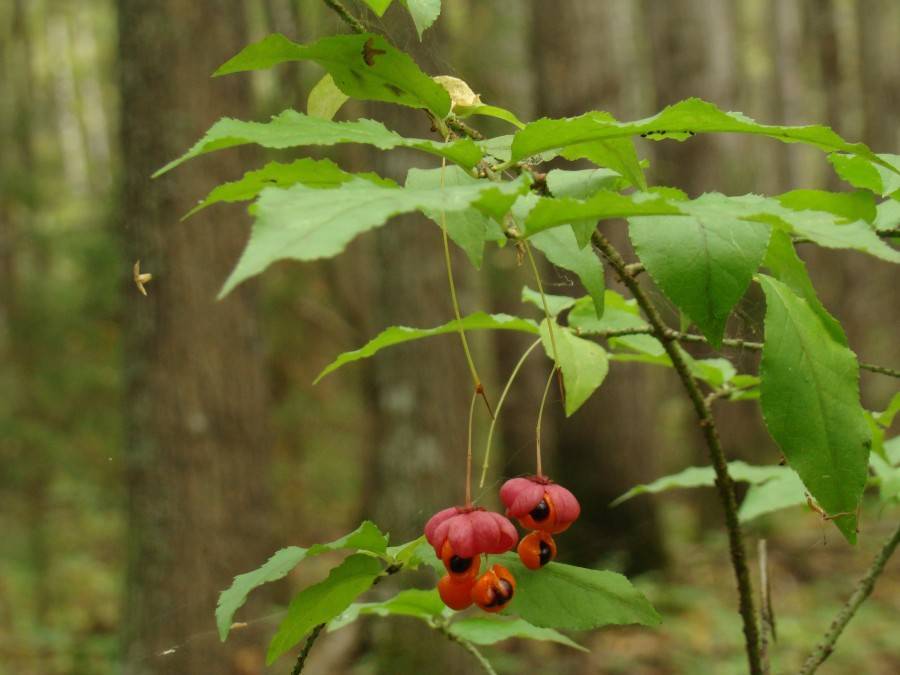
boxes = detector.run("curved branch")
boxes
[583,327,900,379]
[290,624,324,675]
[322,0,366,34]
[799,519,900,674]
[591,230,762,675]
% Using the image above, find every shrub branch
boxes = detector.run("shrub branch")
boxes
[799,519,900,674]
[591,229,762,675]
[576,326,899,379]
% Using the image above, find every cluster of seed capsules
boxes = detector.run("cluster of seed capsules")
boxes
[424,476,580,612]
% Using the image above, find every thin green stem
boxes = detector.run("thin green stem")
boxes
[523,241,563,403]
[438,157,493,416]
[465,387,478,507]
[479,338,542,487]
[534,365,556,478]
[592,230,762,675]
[799,519,900,674]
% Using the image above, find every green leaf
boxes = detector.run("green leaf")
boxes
[759,275,871,543]
[545,168,627,247]
[829,152,900,197]
[524,191,680,237]
[448,616,587,651]
[611,461,791,507]
[510,98,887,168]
[871,436,900,503]
[216,521,387,640]
[629,196,771,346]
[221,175,528,297]
[329,588,444,631]
[521,286,576,317]
[546,168,625,200]
[567,293,662,356]
[405,167,503,268]
[875,392,900,428]
[557,112,647,190]
[400,0,441,39]
[497,554,661,630]
[530,226,605,317]
[874,199,900,232]
[184,159,390,220]
[763,228,847,345]
[385,535,430,568]
[462,104,525,129]
[154,110,482,177]
[216,34,451,117]
[307,73,349,120]
[738,471,808,522]
[539,321,609,416]
[316,312,538,383]
[267,554,383,664]
[778,189,876,223]
[361,0,393,16]
[773,208,900,263]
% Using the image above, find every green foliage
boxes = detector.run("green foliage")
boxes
[539,320,609,416]
[530,226,605,316]
[184,158,389,219]
[498,554,662,630]
[330,588,445,631]
[509,98,892,167]
[611,462,793,505]
[315,312,538,383]
[401,0,442,38]
[215,521,388,640]
[267,553,384,664]
[520,285,576,317]
[360,0,393,16]
[829,152,900,197]
[160,25,900,670]
[448,616,586,651]
[629,197,772,346]
[567,292,661,356]
[778,189,876,223]
[523,190,679,236]
[154,111,482,177]
[406,166,504,268]
[219,175,529,296]
[763,228,847,345]
[215,34,451,116]
[307,74,349,120]
[739,471,808,522]
[759,275,871,543]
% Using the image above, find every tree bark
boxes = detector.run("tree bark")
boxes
[118,2,275,673]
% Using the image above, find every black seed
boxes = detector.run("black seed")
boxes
[538,540,553,566]
[530,499,550,522]
[449,555,472,574]
[497,579,513,601]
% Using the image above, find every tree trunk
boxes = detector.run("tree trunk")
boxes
[118,2,275,674]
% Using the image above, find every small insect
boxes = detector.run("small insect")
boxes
[133,260,153,296]
[362,37,386,66]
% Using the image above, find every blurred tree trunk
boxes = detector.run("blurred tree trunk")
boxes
[1,0,52,627]
[529,0,667,573]
[118,2,275,674]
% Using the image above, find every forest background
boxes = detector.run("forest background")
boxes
[1,1,898,673]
